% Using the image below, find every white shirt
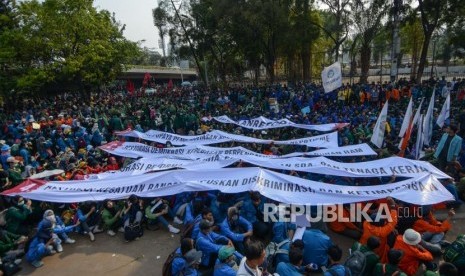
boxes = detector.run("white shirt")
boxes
[236,257,262,276]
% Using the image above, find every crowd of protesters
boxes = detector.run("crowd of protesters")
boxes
[0,76,464,275]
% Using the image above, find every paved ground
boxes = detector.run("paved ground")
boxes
[18,208,465,276]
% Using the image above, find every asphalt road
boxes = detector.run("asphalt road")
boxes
[18,209,465,276]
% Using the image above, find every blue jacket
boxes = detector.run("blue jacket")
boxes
[196,231,229,267]
[240,198,264,224]
[272,222,296,243]
[324,263,351,276]
[219,217,252,242]
[276,262,302,276]
[190,215,203,240]
[26,237,47,263]
[171,248,199,276]
[302,229,333,267]
[274,240,291,265]
[213,259,237,276]
[434,134,463,162]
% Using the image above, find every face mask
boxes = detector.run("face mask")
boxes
[46,215,56,224]
[17,200,24,206]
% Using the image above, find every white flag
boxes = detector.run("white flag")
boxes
[423,92,435,146]
[321,62,342,93]
[436,94,450,128]
[399,97,413,138]
[371,101,388,148]
[412,98,424,126]
[415,115,425,159]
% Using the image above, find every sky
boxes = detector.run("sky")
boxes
[93,0,160,50]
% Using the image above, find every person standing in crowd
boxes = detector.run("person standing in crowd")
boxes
[434,125,463,171]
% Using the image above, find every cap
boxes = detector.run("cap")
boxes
[1,145,10,151]
[218,246,235,261]
[184,249,202,265]
[403,228,421,245]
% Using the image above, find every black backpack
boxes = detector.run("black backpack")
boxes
[344,243,376,276]
[124,213,143,241]
[162,250,183,276]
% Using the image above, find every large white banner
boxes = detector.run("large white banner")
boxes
[99,142,377,160]
[3,168,453,205]
[322,62,342,93]
[281,144,377,157]
[212,115,349,132]
[88,155,449,180]
[115,129,339,148]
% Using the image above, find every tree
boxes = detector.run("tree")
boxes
[350,0,387,83]
[415,0,461,82]
[153,1,169,60]
[400,17,424,80]
[0,0,19,96]
[4,0,139,96]
[319,0,351,62]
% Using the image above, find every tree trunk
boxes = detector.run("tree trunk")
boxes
[301,45,310,82]
[416,30,432,83]
[359,42,371,84]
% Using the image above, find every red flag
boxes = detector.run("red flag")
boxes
[126,79,135,95]
[167,79,173,91]
[398,117,414,157]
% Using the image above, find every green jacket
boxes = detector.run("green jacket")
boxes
[0,230,20,256]
[5,205,31,234]
[145,205,161,221]
[373,263,407,276]
[351,242,380,276]
[101,208,121,230]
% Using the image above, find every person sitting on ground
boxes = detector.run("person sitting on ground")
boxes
[329,204,362,240]
[271,221,296,243]
[302,226,334,268]
[122,195,144,242]
[240,192,270,239]
[5,196,32,236]
[172,238,201,276]
[38,210,79,253]
[213,246,239,276]
[26,220,57,268]
[196,219,240,270]
[373,249,407,276]
[425,262,458,276]
[276,247,305,276]
[323,244,351,276]
[393,228,435,275]
[191,207,215,240]
[0,230,27,263]
[75,201,101,241]
[145,198,180,234]
[101,199,123,237]
[237,239,266,276]
[412,207,455,255]
[351,236,381,276]
[359,198,398,262]
[220,207,253,253]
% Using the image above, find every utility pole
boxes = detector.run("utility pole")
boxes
[390,0,401,83]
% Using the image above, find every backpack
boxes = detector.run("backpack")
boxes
[180,217,200,241]
[124,222,143,241]
[344,243,375,276]
[265,239,289,273]
[162,250,183,276]
[444,235,465,263]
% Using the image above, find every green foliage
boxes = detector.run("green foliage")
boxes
[0,0,139,95]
